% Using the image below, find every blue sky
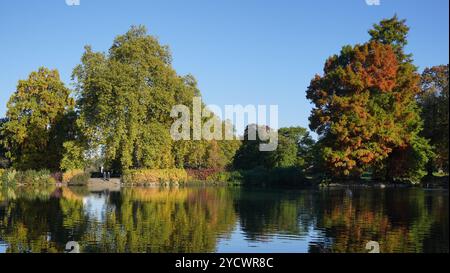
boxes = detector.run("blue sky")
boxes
[0,0,448,132]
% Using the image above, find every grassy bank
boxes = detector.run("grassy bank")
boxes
[0,169,56,186]
[1,167,447,189]
[0,169,91,187]
[121,169,242,186]
[62,169,90,186]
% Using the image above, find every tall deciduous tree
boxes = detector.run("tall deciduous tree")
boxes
[1,67,75,170]
[307,17,432,182]
[73,26,237,171]
[233,125,274,170]
[73,26,195,171]
[0,118,10,168]
[273,127,314,169]
[419,65,449,173]
[233,125,313,170]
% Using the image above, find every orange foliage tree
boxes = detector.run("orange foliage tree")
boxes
[307,17,432,182]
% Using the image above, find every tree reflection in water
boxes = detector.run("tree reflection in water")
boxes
[0,186,448,253]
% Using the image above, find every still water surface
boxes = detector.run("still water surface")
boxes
[0,186,448,253]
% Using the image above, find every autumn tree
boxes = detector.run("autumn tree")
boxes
[368,15,412,62]
[419,65,449,173]
[1,67,75,170]
[369,16,433,182]
[307,17,432,182]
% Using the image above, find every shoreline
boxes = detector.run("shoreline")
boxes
[3,173,447,190]
[66,178,448,190]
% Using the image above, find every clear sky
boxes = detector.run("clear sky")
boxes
[0,0,448,132]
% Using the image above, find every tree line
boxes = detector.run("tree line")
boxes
[0,16,448,184]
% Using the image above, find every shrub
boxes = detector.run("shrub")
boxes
[0,169,15,186]
[243,167,307,186]
[207,171,243,183]
[62,169,85,183]
[51,172,63,183]
[122,169,188,185]
[208,167,307,186]
[187,169,219,181]
[0,169,5,185]
[266,167,306,186]
[1,169,58,186]
[1,169,17,186]
[67,172,91,186]
[15,170,56,185]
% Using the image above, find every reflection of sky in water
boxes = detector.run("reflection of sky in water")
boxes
[216,221,323,253]
[0,188,448,253]
[82,193,107,222]
[0,242,6,253]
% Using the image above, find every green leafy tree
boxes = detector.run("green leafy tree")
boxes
[1,67,75,171]
[270,134,298,168]
[74,26,241,172]
[60,141,86,171]
[368,15,412,62]
[276,127,315,169]
[206,140,228,170]
[135,123,175,169]
[216,120,242,169]
[233,125,313,170]
[73,26,203,171]
[233,125,274,170]
[0,118,11,168]
[419,65,449,173]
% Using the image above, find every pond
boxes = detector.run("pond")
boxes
[0,186,448,253]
